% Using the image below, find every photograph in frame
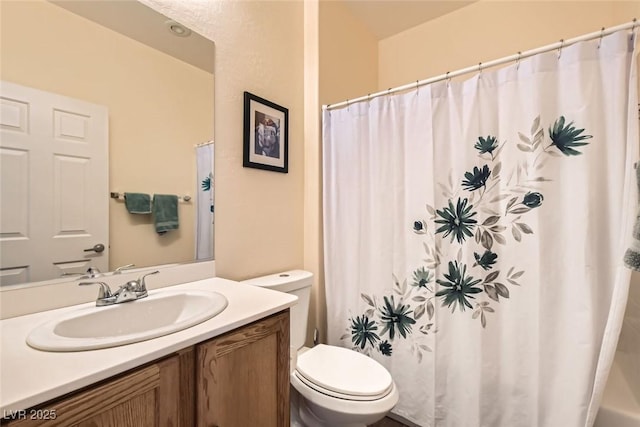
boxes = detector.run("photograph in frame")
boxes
[243,92,288,173]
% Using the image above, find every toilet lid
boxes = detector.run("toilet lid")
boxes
[295,344,393,398]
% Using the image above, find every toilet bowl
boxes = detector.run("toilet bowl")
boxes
[291,344,399,427]
[242,270,399,427]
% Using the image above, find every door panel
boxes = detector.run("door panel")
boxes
[0,81,108,286]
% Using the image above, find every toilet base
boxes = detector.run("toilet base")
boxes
[290,385,381,427]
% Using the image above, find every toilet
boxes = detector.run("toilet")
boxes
[242,270,399,427]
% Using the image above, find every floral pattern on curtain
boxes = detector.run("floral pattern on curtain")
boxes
[345,116,595,361]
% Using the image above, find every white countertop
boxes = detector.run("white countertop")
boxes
[0,277,297,412]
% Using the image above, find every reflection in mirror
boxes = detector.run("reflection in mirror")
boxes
[0,0,215,288]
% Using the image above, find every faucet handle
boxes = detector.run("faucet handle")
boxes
[78,281,113,299]
[76,267,102,280]
[136,270,159,293]
[114,264,135,274]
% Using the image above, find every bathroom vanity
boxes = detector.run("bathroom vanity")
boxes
[0,278,296,426]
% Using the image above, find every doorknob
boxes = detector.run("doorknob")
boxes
[84,243,105,253]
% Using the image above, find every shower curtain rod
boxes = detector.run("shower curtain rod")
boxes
[324,19,637,111]
[194,140,214,147]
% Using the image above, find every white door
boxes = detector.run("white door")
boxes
[0,81,109,286]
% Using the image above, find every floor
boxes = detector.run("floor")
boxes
[369,417,410,427]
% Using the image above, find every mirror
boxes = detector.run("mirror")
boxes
[0,0,215,288]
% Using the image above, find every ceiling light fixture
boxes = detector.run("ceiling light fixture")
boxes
[165,20,191,38]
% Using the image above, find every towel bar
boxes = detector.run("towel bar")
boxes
[110,192,191,202]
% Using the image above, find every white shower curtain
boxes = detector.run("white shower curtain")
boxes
[323,31,638,427]
[196,143,214,260]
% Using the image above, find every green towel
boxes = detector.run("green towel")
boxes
[624,163,640,271]
[153,194,179,235]
[124,193,151,214]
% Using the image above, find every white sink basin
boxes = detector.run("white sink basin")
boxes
[26,289,228,352]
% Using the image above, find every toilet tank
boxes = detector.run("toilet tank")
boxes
[242,270,312,350]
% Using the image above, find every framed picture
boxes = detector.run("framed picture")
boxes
[243,91,289,173]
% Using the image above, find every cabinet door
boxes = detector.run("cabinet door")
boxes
[4,351,192,427]
[197,310,290,427]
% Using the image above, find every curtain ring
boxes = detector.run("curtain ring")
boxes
[346,99,350,111]
[416,80,419,96]
[478,62,483,73]
[516,51,521,70]
[446,71,451,87]
[597,27,605,49]
[557,39,564,59]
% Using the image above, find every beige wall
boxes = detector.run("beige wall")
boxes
[140,0,305,281]
[302,0,379,344]
[0,0,214,273]
[379,1,639,90]
[319,1,379,106]
[304,0,322,347]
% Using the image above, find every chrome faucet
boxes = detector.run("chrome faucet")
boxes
[121,270,159,299]
[80,270,159,306]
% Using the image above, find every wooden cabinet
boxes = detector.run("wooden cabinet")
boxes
[196,310,290,427]
[2,310,290,427]
[4,349,194,427]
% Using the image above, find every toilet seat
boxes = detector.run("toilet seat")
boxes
[295,344,393,401]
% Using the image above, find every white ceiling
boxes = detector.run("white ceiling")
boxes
[343,0,476,40]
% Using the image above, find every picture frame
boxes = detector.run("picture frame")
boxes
[243,91,289,173]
